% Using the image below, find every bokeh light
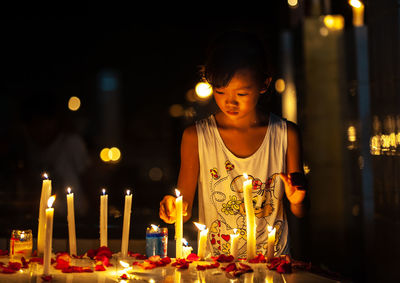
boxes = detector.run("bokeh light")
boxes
[68,96,81,111]
[275,78,286,93]
[195,82,213,99]
[100,147,121,163]
[169,104,184,117]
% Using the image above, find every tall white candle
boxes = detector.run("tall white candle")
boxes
[37,173,52,256]
[267,226,276,260]
[175,189,183,258]
[243,173,256,260]
[121,189,132,258]
[66,187,77,256]
[100,189,108,247]
[43,195,55,275]
[194,222,208,260]
[230,228,239,260]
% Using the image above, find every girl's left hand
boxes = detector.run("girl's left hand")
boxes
[279,173,306,205]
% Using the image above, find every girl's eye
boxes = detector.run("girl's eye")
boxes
[215,91,224,95]
[238,93,248,96]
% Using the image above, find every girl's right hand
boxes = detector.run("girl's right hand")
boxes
[159,195,188,224]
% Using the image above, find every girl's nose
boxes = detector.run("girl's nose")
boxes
[226,94,239,106]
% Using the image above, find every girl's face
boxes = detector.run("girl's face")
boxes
[213,69,266,121]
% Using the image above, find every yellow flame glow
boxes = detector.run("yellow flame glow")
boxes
[182,238,188,246]
[47,195,56,208]
[243,173,248,179]
[195,82,213,99]
[43,173,49,179]
[102,188,106,195]
[119,261,129,268]
[175,189,181,198]
[126,189,131,196]
[349,0,363,8]
[67,187,72,194]
[194,222,206,231]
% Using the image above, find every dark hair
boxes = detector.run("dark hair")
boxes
[202,30,272,89]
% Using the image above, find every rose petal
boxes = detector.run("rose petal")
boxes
[187,253,200,261]
[41,275,52,281]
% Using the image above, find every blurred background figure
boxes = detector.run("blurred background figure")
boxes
[19,90,91,217]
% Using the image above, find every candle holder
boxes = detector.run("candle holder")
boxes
[145,225,168,258]
[10,229,32,259]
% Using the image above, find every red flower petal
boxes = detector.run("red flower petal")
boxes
[276,261,292,274]
[187,253,200,261]
[95,264,106,271]
[29,257,43,264]
[196,265,206,271]
[120,274,128,280]
[0,250,8,256]
[41,275,52,281]
[223,263,237,272]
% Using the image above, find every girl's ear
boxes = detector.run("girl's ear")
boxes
[260,77,272,94]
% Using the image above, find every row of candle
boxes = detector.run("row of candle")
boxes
[175,174,276,261]
[37,172,276,275]
[37,174,133,275]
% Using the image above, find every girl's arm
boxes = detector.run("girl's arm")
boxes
[159,125,199,223]
[281,121,308,218]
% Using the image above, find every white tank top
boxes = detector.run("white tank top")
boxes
[196,113,289,258]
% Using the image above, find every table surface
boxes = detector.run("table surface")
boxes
[0,256,341,283]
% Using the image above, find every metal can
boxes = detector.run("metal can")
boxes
[146,226,168,258]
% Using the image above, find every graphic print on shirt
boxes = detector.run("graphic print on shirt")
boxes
[208,160,284,257]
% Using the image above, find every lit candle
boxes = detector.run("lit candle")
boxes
[37,173,52,256]
[100,189,108,247]
[66,187,77,256]
[175,189,183,258]
[349,0,364,27]
[267,226,276,260]
[243,173,256,260]
[230,228,239,260]
[43,195,55,275]
[194,222,208,260]
[181,238,193,258]
[121,189,132,258]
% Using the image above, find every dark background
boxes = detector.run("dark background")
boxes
[1,1,399,282]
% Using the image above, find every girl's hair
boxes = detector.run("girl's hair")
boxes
[202,30,273,89]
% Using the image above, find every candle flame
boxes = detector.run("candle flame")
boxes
[126,189,131,195]
[194,222,206,231]
[47,195,56,208]
[119,260,129,268]
[150,224,159,232]
[233,228,237,234]
[67,187,71,194]
[349,0,363,8]
[182,238,188,246]
[175,189,181,197]
[102,188,106,195]
[268,226,276,233]
[21,232,25,240]
[43,173,49,179]
[243,173,248,179]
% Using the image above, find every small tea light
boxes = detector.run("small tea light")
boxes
[182,238,193,258]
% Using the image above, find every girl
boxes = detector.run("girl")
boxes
[159,30,307,259]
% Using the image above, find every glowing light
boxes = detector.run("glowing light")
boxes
[288,0,298,7]
[100,148,110,162]
[119,261,129,268]
[100,147,121,163]
[102,189,106,195]
[233,228,237,234]
[43,173,49,179]
[169,104,184,118]
[275,79,286,93]
[175,189,181,198]
[182,238,188,246]
[150,224,159,232]
[347,126,357,142]
[126,189,131,196]
[303,164,311,175]
[323,15,344,31]
[267,226,276,233]
[320,27,329,37]
[109,147,121,162]
[349,0,362,8]
[195,82,213,99]
[194,222,206,231]
[243,173,249,179]
[47,195,56,208]
[67,187,71,194]
[68,96,81,111]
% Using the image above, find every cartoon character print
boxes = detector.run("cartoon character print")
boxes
[208,163,285,257]
[210,168,220,180]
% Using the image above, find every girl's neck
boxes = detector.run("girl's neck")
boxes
[215,110,268,130]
